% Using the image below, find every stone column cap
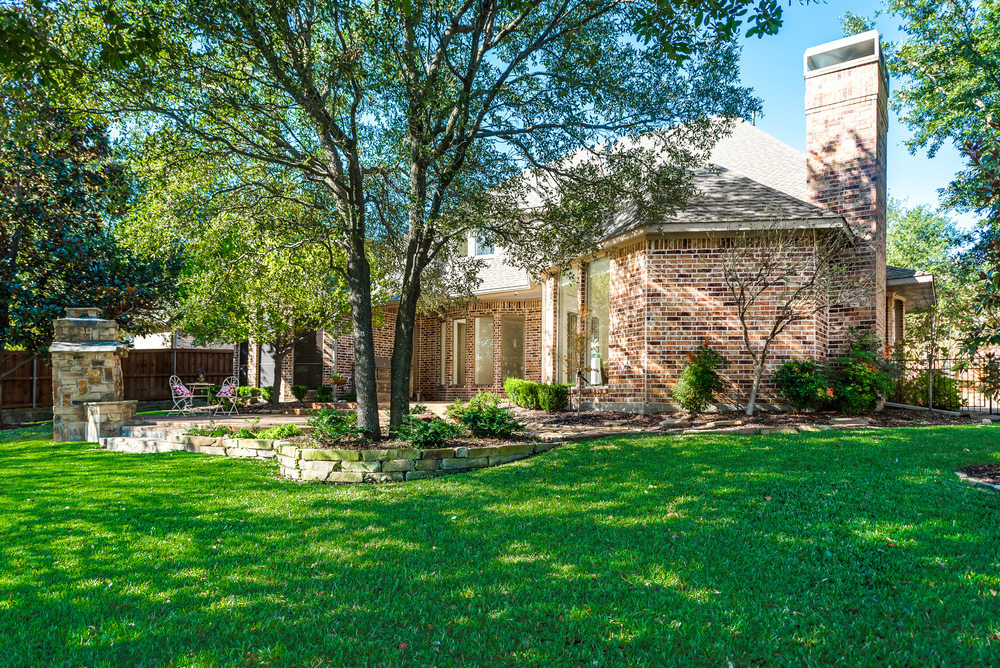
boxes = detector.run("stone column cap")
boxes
[66,307,102,318]
[50,342,123,353]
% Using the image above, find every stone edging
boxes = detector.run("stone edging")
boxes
[954,471,1000,493]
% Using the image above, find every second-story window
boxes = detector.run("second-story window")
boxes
[474,233,494,257]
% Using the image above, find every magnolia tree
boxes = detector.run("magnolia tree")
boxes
[711,225,873,415]
[0,85,179,424]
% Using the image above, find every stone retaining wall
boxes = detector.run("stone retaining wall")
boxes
[101,435,559,483]
[278,441,558,483]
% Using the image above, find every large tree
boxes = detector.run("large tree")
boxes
[17,0,803,435]
[122,148,362,407]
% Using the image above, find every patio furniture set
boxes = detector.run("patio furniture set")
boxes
[168,375,241,416]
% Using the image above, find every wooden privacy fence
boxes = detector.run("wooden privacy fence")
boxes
[2,349,234,409]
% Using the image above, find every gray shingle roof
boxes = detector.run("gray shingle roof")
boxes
[604,120,837,239]
[480,120,837,294]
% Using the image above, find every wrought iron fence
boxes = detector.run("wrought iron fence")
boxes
[895,356,1000,415]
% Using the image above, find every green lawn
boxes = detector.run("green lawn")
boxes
[1,426,999,667]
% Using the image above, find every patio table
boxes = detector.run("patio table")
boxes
[186,382,215,408]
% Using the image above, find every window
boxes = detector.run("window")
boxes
[475,316,494,385]
[440,322,447,385]
[453,319,466,385]
[557,270,578,385]
[587,258,610,385]
[501,315,525,381]
[293,330,324,388]
[894,299,904,344]
[474,233,494,256]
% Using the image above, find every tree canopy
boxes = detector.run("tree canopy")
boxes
[6,0,819,434]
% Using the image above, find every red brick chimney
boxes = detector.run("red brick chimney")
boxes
[804,31,888,354]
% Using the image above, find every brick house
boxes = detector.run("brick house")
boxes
[246,31,935,411]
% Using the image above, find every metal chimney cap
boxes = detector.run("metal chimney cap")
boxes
[804,30,881,77]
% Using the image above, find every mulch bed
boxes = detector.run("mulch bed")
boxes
[960,464,1000,486]
[513,406,982,429]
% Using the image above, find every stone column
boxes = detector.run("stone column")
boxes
[50,307,134,442]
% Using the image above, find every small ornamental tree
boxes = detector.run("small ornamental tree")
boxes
[712,224,873,416]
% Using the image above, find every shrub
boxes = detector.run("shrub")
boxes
[831,328,899,414]
[341,391,357,402]
[291,385,309,401]
[537,383,569,411]
[445,399,467,421]
[504,378,565,411]
[315,386,333,402]
[673,343,728,414]
[258,423,302,440]
[459,405,524,439]
[505,379,540,410]
[468,391,502,411]
[307,408,360,443]
[410,403,428,414]
[261,386,274,402]
[231,427,254,438]
[237,386,261,398]
[504,377,527,405]
[772,359,831,412]
[184,422,232,437]
[902,373,963,411]
[396,415,463,447]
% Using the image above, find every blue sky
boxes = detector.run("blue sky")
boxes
[737,0,977,229]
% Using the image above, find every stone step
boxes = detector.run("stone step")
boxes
[101,437,184,454]
[100,435,275,459]
[122,425,178,439]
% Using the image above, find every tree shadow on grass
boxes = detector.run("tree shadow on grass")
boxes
[1,428,999,666]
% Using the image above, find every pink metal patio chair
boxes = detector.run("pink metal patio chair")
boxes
[213,376,240,416]
[168,375,194,416]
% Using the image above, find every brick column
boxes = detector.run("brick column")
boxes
[805,31,888,357]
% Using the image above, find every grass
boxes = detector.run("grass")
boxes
[1,426,999,667]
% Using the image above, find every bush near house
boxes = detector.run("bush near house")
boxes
[832,329,900,414]
[901,373,963,411]
[772,359,832,412]
[504,379,568,411]
[261,386,273,402]
[291,384,309,401]
[459,405,524,439]
[315,386,334,402]
[673,343,728,414]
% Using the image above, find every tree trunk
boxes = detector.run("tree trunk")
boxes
[389,282,420,432]
[746,363,765,416]
[347,248,382,440]
[270,346,286,408]
[389,153,429,431]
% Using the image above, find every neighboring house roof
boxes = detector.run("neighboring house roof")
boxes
[886,265,937,311]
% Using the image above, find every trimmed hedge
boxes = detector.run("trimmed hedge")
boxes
[504,378,569,412]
